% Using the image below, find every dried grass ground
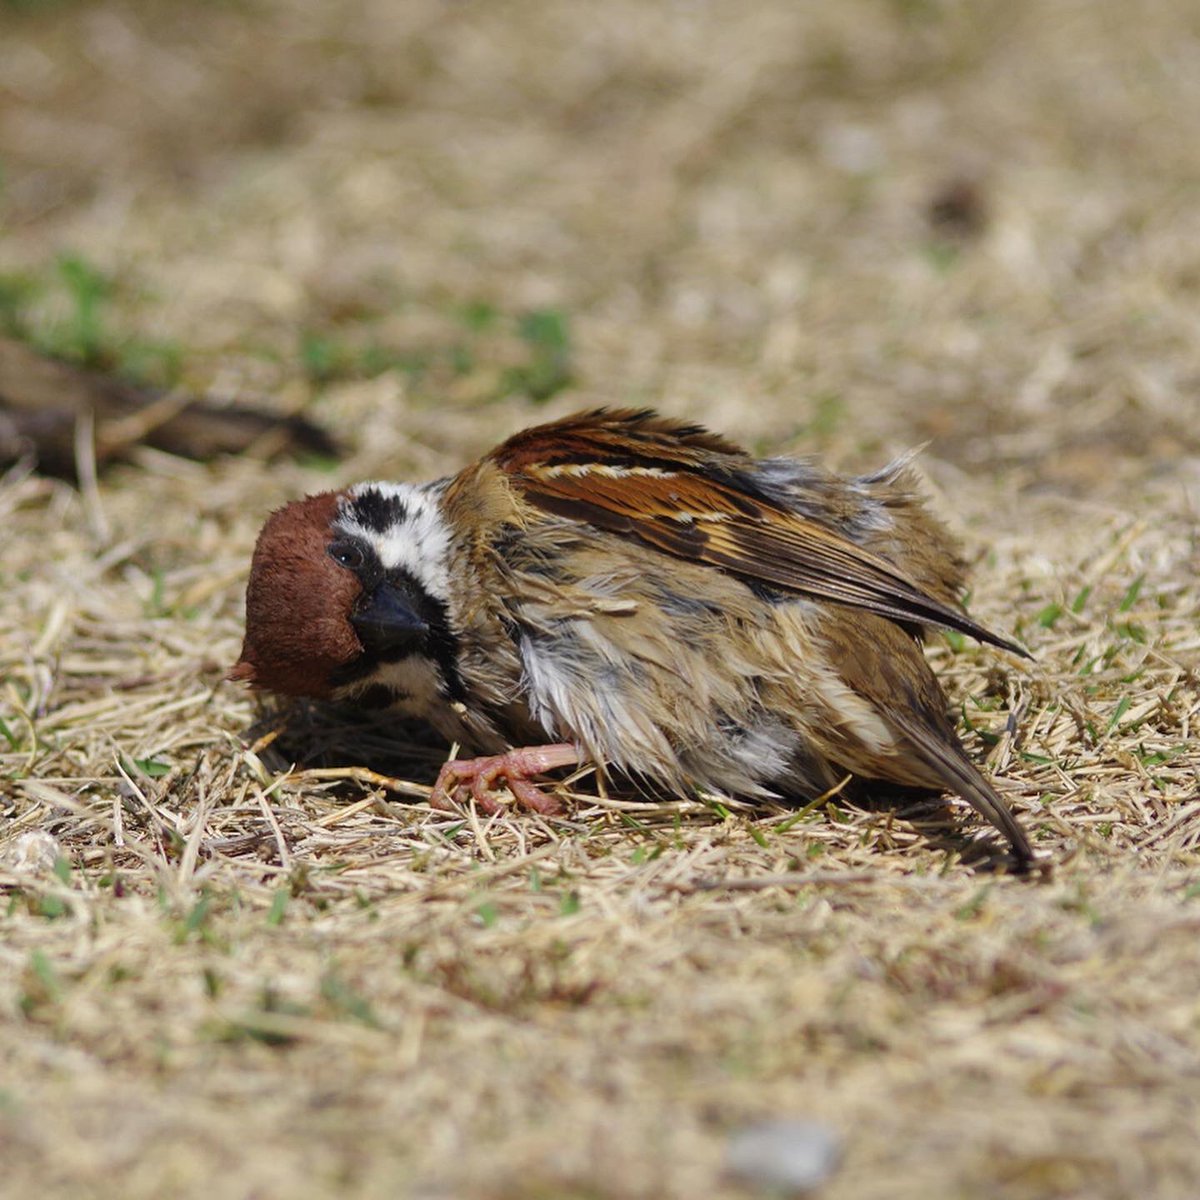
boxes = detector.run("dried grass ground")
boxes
[2,2,1199,1197]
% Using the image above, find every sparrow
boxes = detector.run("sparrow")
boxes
[231,408,1036,869]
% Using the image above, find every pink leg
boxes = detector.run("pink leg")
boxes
[432,744,582,815]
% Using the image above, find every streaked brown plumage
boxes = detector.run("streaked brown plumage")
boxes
[233,408,1037,869]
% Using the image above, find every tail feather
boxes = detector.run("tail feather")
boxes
[906,730,1035,869]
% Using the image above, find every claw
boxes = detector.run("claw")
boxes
[431,743,581,814]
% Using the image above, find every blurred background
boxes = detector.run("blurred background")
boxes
[3,0,1198,496]
[4,7,1200,1199]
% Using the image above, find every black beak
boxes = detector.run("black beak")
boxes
[350,582,429,655]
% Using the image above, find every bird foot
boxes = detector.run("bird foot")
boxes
[431,743,581,815]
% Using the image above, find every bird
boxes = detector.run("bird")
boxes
[231,407,1036,869]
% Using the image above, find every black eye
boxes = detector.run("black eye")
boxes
[328,540,365,572]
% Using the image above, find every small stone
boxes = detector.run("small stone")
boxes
[1,830,64,875]
[725,1118,843,1194]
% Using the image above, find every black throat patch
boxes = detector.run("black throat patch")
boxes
[327,535,465,705]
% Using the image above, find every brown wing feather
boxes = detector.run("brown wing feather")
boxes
[822,612,1035,867]
[493,409,1027,654]
[495,407,746,466]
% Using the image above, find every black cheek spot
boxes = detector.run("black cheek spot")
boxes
[351,489,409,534]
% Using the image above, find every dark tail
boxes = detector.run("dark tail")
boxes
[909,733,1036,871]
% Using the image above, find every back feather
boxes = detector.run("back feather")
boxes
[492,409,1028,656]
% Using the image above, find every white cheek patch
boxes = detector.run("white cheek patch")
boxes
[337,657,446,713]
[338,480,453,601]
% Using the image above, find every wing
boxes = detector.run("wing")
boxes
[492,408,1028,656]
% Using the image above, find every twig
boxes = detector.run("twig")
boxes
[257,788,292,871]
[74,407,111,544]
[288,766,432,800]
[669,870,950,893]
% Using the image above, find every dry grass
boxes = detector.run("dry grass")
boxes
[2,1,1200,1197]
